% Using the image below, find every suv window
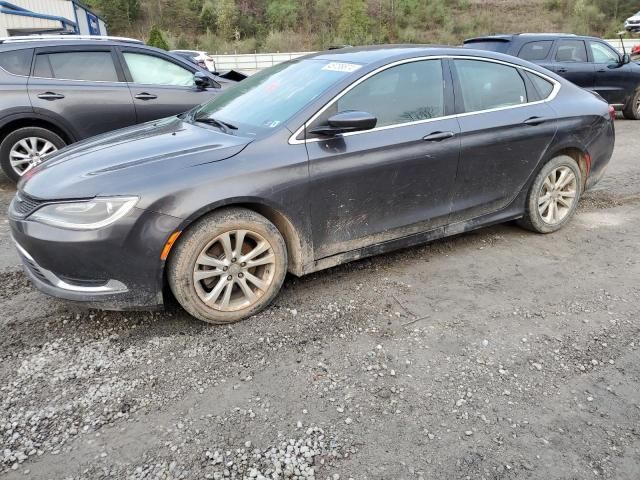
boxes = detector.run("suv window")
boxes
[524,71,554,99]
[0,49,33,76]
[33,51,118,82]
[518,41,553,61]
[590,41,620,64]
[123,52,194,86]
[555,40,588,62]
[454,59,526,112]
[313,59,445,131]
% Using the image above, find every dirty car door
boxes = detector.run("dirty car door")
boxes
[305,59,460,259]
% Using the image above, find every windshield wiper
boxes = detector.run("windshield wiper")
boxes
[193,114,238,133]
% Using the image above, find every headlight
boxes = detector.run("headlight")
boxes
[30,197,138,230]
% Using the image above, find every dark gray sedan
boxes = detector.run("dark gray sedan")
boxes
[9,46,614,324]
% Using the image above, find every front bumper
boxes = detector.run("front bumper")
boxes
[9,206,182,310]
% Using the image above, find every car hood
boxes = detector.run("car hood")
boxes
[21,116,251,200]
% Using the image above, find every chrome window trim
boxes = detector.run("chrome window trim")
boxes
[288,55,561,145]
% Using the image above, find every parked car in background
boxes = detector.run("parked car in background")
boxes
[625,11,640,32]
[463,34,640,119]
[171,49,216,72]
[9,46,614,324]
[0,35,240,182]
[631,43,640,61]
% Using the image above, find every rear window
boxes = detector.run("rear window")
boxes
[464,40,511,54]
[518,41,553,61]
[0,49,32,76]
[33,51,119,82]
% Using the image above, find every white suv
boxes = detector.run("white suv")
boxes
[171,50,216,72]
[625,11,640,32]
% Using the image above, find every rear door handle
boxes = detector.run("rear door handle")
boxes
[556,68,568,73]
[37,92,65,100]
[596,69,607,73]
[423,131,455,142]
[523,116,551,126]
[134,92,158,100]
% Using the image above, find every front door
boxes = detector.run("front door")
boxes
[449,58,558,222]
[28,46,136,140]
[306,59,461,259]
[589,40,634,105]
[117,48,217,122]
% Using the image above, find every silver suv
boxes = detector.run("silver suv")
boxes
[0,35,236,182]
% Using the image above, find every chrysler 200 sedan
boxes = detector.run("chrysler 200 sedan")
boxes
[9,46,614,324]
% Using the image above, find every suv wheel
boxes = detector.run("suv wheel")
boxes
[168,208,288,324]
[622,88,640,120]
[0,127,66,182]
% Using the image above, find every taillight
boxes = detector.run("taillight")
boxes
[609,105,616,121]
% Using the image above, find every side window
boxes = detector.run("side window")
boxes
[555,40,588,63]
[524,71,555,99]
[123,53,194,87]
[518,41,553,61]
[590,42,620,64]
[454,59,526,112]
[311,59,445,132]
[0,49,33,76]
[33,51,118,81]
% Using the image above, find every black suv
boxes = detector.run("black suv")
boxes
[464,34,640,119]
[0,35,235,182]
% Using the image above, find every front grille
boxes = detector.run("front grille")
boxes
[12,192,44,217]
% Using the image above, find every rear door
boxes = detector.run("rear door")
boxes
[449,58,558,222]
[588,40,633,105]
[549,39,594,89]
[27,46,136,140]
[117,47,218,122]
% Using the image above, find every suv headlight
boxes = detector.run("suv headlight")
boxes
[30,197,138,230]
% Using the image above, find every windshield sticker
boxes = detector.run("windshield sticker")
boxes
[322,62,362,73]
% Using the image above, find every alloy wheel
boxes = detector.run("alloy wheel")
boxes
[193,229,276,312]
[9,137,58,176]
[537,166,578,225]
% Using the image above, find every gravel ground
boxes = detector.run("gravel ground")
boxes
[0,120,639,480]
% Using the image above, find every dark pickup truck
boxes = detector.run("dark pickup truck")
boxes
[464,34,640,119]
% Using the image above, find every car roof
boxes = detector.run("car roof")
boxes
[0,35,146,51]
[295,44,546,69]
[464,33,604,44]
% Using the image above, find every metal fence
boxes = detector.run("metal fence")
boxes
[213,39,640,73]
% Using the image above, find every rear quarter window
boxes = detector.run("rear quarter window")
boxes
[524,71,555,99]
[0,49,33,76]
[518,41,553,61]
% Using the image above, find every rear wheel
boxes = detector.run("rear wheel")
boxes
[518,155,582,234]
[168,208,287,324]
[622,88,640,120]
[0,127,66,182]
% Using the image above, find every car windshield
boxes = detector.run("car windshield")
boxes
[192,58,362,137]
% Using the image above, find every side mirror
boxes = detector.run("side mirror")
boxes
[622,53,631,64]
[194,71,216,89]
[308,111,377,136]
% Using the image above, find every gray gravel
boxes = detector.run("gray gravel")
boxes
[0,120,639,479]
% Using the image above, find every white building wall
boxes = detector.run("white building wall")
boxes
[0,15,61,36]
[74,4,89,34]
[8,0,75,21]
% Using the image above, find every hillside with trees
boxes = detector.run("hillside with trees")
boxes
[83,0,640,53]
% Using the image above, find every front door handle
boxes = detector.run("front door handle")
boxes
[423,131,455,142]
[37,92,65,100]
[134,92,158,100]
[523,116,551,126]
[596,68,607,73]
[556,67,568,73]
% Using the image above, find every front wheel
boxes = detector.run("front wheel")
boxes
[167,208,288,324]
[518,155,582,234]
[622,88,640,120]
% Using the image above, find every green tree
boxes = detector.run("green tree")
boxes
[266,0,298,31]
[85,0,140,33]
[147,25,169,50]
[215,0,239,40]
[338,0,370,44]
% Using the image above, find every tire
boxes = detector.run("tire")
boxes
[0,127,66,182]
[167,208,288,324]
[518,155,582,234]
[622,88,640,120]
